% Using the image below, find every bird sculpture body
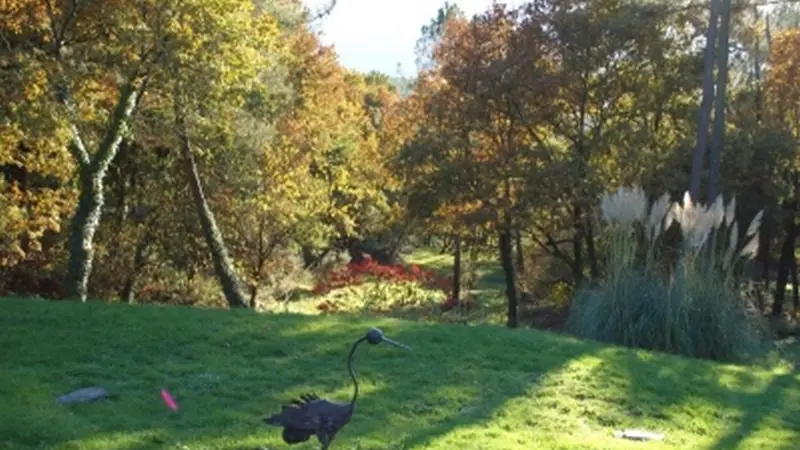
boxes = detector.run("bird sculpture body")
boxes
[264,327,411,449]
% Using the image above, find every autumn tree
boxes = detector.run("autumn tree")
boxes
[763,28,800,316]
[414,2,464,71]
[238,28,398,274]
[766,29,800,137]
[163,3,281,308]
[401,4,564,327]
[516,0,705,282]
[0,28,74,285]
[2,0,282,305]
[394,72,481,305]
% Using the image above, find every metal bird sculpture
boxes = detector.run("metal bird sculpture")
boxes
[264,327,411,449]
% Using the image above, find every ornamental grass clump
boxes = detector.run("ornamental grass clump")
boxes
[568,186,766,362]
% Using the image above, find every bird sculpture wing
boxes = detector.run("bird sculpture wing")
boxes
[264,392,323,430]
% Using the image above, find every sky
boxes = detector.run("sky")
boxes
[302,0,523,77]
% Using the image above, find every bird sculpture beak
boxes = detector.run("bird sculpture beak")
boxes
[383,336,412,351]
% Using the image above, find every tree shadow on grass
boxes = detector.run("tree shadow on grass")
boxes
[599,348,800,449]
[706,371,798,450]
[8,297,797,449]
[0,299,597,449]
[238,319,598,449]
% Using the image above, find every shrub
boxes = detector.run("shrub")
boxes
[312,255,467,312]
[247,247,314,308]
[315,280,447,315]
[135,266,227,308]
[568,186,767,362]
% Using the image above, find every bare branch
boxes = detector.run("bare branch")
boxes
[308,0,337,23]
[531,226,575,268]
[65,125,91,168]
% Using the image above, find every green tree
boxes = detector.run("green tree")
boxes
[2,0,281,304]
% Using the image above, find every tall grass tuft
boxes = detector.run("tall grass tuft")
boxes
[568,186,766,362]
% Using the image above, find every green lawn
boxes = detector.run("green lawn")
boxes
[402,248,506,290]
[1,297,798,450]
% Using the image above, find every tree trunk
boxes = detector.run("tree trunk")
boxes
[707,0,732,202]
[249,218,268,309]
[120,230,153,304]
[499,224,519,328]
[452,234,462,303]
[757,209,773,311]
[249,284,259,309]
[690,0,721,202]
[792,168,799,317]
[751,4,764,122]
[385,224,410,265]
[773,200,796,317]
[64,169,104,302]
[791,245,798,312]
[64,80,143,302]
[573,73,590,284]
[176,122,248,309]
[585,218,599,279]
[572,203,584,285]
[765,13,772,52]
[773,231,792,317]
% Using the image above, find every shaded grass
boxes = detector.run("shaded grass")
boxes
[1,297,798,449]
[402,248,506,292]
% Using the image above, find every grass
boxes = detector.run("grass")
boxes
[403,248,507,291]
[1,297,799,449]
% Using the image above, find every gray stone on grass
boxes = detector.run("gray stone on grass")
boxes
[56,386,109,404]
[613,429,666,442]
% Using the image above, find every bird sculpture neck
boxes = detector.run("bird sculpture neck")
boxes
[347,336,366,406]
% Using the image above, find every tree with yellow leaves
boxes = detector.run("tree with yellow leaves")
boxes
[2,0,281,305]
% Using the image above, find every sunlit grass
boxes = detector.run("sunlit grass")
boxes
[1,297,798,449]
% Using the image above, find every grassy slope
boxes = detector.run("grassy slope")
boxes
[1,297,798,450]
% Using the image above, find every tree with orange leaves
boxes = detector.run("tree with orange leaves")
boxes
[765,28,800,139]
[399,3,563,327]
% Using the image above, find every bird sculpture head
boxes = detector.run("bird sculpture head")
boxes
[364,327,412,350]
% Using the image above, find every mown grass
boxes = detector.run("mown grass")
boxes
[1,297,798,449]
[403,248,507,291]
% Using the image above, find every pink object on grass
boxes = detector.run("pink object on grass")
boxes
[161,389,179,411]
